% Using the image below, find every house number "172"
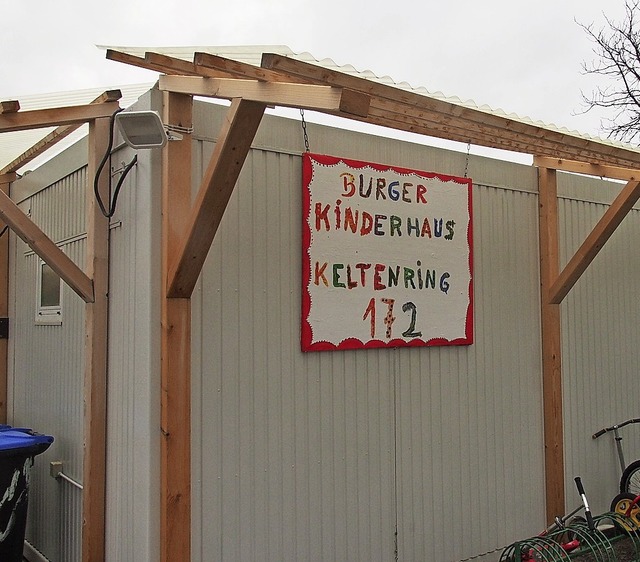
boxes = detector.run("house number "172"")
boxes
[362,298,422,340]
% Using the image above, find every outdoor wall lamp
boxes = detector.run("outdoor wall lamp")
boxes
[95,109,189,218]
[115,110,168,149]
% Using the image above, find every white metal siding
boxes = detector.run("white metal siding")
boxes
[104,138,162,562]
[10,168,86,562]
[560,188,640,515]
[11,94,640,562]
[395,184,544,561]
[192,105,548,562]
[9,88,162,561]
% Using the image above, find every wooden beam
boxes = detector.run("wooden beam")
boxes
[0,90,122,175]
[146,52,236,78]
[0,101,20,114]
[145,52,202,75]
[0,189,93,302]
[167,97,266,298]
[193,51,306,83]
[534,156,640,182]
[0,173,17,184]
[261,53,640,169]
[0,101,120,133]
[158,75,370,117]
[161,92,193,562]
[82,117,111,562]
[538,167,565,523]
[548,178,640,304]
[0,180,9,424]
[106,49,231,79]
[109,49,640,167]
[107,49,161,72]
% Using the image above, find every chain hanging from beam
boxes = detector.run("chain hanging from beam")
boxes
[464,141,471,178]
[300,109,311,153]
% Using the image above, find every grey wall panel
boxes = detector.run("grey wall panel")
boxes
[395,184,544,561]
[191,106,547,562]
[11,93,640,562]
[560,193,640,515]
[194,148,397,561]
[103,133,162,561]
[9,93,162,561]
[10,181,86,562]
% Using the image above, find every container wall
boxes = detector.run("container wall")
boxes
[191,104,549,562]
[9,93,640,562]
[559,185,640,515]
[8,91,162,562]
[9,168,87,561]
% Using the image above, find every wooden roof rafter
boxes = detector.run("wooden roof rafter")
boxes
[0,90,124,304]
[0,101,121,134]
[0,90,123,175]
[104,48,640,169]
[260,53,640,169]
[158,75,371,117]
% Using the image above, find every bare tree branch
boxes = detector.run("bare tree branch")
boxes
[579,0,640,143]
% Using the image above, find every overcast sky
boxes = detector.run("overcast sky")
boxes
[1,0,632,162]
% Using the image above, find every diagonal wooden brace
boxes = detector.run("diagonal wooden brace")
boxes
[167,98,267,298]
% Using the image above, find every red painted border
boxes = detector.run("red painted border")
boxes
[301,153,474,352]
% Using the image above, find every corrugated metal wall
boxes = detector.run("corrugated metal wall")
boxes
[9,94,640,562]
[10,167,86,562]
[191,105,550,562]
[9,90,162,562]
[104,133,162,562]
[559,178,640,516]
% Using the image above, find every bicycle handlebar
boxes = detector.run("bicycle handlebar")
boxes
[574,477,595,532]
[592,417,640,439]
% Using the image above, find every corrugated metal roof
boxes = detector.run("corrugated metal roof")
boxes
[3,45,640,172]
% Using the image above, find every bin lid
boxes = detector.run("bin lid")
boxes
[0,429,54,451]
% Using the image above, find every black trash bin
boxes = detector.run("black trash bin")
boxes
[0,427,53,562]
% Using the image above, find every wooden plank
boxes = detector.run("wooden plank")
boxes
[0,189,93,302]
[145,52,201,75]
[534,156,640,182]
[549,179,640,304]
[82,117,111,562]
[110,50,640,167]
[0,173,17,184]
[0,180,9,424]
[167,97,266,298]
[146,52,235,78]
[106,49,163,73]
[538,166,565,524]
[0,101,120,133]
[158,75,369,117]
[0,101,20,114]
[194,51,307,83]
[106,49,232,79]
[261,53,640,169]
[161,92,193,562]
[0,90,122,175]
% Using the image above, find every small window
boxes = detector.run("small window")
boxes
[36,261,62,325]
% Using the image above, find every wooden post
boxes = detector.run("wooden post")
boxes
[161,92,193,562]
[538,167,565,522]
[0,179,9,424]
[82,117,111,561]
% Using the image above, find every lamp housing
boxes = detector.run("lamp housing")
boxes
[115,110,168,149]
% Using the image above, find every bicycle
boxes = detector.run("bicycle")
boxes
[592,418,640,494]
[499,477,597,561]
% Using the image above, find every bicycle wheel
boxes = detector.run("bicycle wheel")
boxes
[621,460,640,494]
[610,492,640,533]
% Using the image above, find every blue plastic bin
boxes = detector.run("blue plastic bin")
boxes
[0,427,53,561]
